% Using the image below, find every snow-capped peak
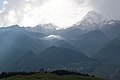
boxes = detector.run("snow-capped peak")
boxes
[77,10,106,26]
[26,23,57,33]
[32,23,58,31]
[74,10,106,31]
[42,23,57,30]
[83,10,105,23]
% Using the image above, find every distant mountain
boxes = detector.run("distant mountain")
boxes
[73,10,106,31]
[100,20,120,39]
[24,31,46,39]
[79,30,107,40]
[0,23,57,35]
[42,35,83,52]
[0,26,48,51]
[3,50,44,72]
[53,40,75,49]
[0,10,120,80]
[0,30,48,70]
[26,23,57,34]
[0,25,47,39]
[97,37,120,64]
[70,30,108,57]
[58,27,84,40]
[54,40,85,53]
[39,46,91,66]
[0,25,25,31]
[110,70,120,80]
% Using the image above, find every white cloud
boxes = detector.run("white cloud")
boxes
[88,0,120,19]
[0,0,92,28]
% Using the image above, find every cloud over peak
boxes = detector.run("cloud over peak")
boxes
[0,0,119,28]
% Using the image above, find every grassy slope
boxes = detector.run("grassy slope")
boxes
[1,73,104,80]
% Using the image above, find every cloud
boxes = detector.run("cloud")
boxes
[0,0,120,28]
[0,0,49,26]
[0,0,92,28]
[73,0,120,20]
[88,0,120,19]
[74,0,85,4]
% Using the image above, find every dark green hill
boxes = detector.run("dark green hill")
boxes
[0,73,104,80]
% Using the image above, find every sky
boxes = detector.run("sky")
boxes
[0,0,120,29]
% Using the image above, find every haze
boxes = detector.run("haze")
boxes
[0,0,119,29]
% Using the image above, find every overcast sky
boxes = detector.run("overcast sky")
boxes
[0,0,120,29]
[88,0,120,19]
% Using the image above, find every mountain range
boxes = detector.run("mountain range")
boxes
[0,10,120,80]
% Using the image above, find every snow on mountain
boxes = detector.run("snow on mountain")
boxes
[42,23,57,30]
[104,20,120,25]
[81,10,106,25]
[73,10,106,31]
[25,23,57,33]
[43,35,64,40]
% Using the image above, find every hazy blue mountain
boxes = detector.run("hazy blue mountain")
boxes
[0,25,46,39]
[110,70,120,80]
[39,46,92,66]
[3,50,44,72]
[58,27,84,40]
[53,40,75,49]
[70,30,108,57]
[0,29,48,52]
[97,37,120,64]
[24,31,46,39]
[53,40,84,53]
[0,25,25,31]
[42,35,75,49]
[42,35,84,53]
[0,30,48,70]
[0,10,120,80]
[101,20,120,39]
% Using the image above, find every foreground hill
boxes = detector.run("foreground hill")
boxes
[0,73,104,80]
